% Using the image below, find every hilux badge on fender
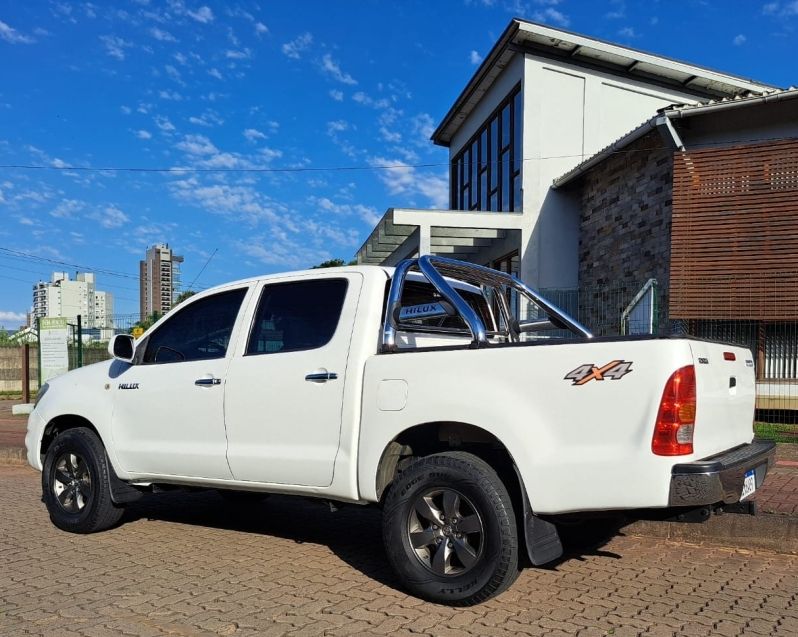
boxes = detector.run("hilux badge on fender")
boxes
[118,383,140,390]
[564,360,633,386]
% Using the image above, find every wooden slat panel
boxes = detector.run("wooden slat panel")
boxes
[670,139,798,320]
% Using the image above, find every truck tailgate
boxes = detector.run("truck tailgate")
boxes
[689,340,756,457]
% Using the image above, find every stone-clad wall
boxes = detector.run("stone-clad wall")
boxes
[576,131,673,334]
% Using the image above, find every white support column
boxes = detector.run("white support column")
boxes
[418,224,431,256]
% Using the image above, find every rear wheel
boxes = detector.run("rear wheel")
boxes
[42,428,124,534]
[382,451,518,605]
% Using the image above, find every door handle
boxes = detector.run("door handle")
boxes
[305,372,338,382]
[195,377,222,386]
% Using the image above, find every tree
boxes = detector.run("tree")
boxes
[312,258,358,269]
[173,290,197,307]
[130,312,162,335]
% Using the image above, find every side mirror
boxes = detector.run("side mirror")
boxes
[108,334,135,363]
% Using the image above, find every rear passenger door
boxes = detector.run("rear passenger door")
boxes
[224,274,362,486]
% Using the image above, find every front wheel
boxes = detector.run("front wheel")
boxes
[382,451,519,605]
[41,427,124,534]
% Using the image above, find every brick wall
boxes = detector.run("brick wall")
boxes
[577,131,673,334]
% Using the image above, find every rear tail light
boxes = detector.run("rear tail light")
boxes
[723,351,736,361]
[652,365,696,456]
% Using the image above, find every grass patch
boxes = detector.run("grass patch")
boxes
[755,422,798,443]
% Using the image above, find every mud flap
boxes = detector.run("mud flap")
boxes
[513,465,563,566]
[106,453,144,504]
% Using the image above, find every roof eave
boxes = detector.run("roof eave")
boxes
[431,19,521,147]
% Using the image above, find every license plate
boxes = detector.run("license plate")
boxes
[740,469,757,501]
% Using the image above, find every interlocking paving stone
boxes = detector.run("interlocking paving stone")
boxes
[1,464,797,637]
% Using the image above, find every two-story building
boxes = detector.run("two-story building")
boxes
[356,19,773,290]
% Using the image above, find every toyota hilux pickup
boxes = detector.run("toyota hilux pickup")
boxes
[26,256,775,605]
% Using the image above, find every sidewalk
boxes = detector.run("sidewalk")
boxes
[2,399,797,517]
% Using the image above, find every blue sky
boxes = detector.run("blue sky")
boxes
[0,0,796,324]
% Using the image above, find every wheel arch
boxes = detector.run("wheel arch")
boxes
[374,420,563,567]
[375,421,519,502]
[40,414,103,461]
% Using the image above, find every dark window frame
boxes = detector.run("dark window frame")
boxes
[451,83,522,213]
[244,278,349,357]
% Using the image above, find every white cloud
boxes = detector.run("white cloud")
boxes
[159,89,183,101]
[120,105,132,114]
[733,34,747,45]
[369,156,448,209]
[149,27,177,42]
[0,311,27,326]
[320,53,357,85]
[165,64,183,84]
[254,21,268,36]
[259,147,283,162]
[618,26,639,38]
[532,7,570,27]
[379,127,402,143]
[327,120,349,135]
[0,20,35,44]
[352,91,390,109]
[51,158,70,169]
[312,197,381,226]
[95,205,130,229]
[187,6,214,23]
[175,134,218,155]
[225,48,251,60]
[188,111,224,127]
[282,32,313,59]
[208,67,223,80]
[469,50,483,65]
[50,199,85,219]
[99,34,132,60]
[170,177,282,225]
[243,128,267,142]
[329,89,344,101]
[154,115,176,132]
[411,113,436,142]
[136,129,152,139]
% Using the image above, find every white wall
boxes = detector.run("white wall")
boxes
[521,55,703,289]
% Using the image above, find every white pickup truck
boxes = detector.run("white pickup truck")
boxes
[27,256,775,605]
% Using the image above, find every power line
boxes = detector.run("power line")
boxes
[186,248,217,291]
[1,137,795,175]
[0,259,141,293]
[0,247,140,280]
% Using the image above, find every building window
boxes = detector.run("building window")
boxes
[451,84,522,213]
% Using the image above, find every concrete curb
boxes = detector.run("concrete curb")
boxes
[622,513,798,555]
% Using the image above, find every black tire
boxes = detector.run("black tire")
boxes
[382,451,519,605]
[41,427,124,534]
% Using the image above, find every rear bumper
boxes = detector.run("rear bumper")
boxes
[668,440,776,507]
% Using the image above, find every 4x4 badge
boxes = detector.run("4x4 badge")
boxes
[565,360,633,386]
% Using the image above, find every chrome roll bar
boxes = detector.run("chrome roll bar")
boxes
[382,255,592,352]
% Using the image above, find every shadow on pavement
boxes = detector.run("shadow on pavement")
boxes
[120,489,630,588]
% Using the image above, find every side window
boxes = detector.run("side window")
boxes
[247,279,348,355]
[142,288,247,364]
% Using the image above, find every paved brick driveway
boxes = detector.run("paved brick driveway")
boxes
[1,465,796,637]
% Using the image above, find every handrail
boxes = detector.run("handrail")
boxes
[381,255,592,352]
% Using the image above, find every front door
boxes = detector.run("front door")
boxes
[224,274,361,486]
[111,287,249,479]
